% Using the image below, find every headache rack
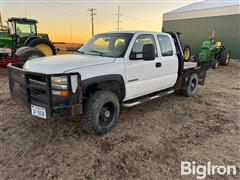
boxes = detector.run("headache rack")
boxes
[8,64,82,118]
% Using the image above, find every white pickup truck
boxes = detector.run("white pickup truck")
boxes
[8,31,211,134]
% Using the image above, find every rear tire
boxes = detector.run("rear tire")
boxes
[83,90,120,135]
[182,73,199,97]
[182,44,191,61]
[219,48,230,65]
[16,47,45,63]
[27,38,56,56]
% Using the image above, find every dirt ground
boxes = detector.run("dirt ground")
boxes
[0,61,240,179]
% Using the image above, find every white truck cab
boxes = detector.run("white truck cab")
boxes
[8,31,212,135]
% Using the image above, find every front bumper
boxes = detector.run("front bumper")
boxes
[7,64,82,118]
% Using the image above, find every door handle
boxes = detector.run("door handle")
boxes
[156,62,162,68]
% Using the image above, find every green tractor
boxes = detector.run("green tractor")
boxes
[197,30,230,69]
[0,17,56,66]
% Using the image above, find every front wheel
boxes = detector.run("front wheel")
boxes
[83,91,120,135]
[212,60,219,69]
[16,47,45,64]
[219,48,230,65]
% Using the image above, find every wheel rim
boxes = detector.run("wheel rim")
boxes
[184,48,190,60]
[214,61,219,68]
[99,102,115,126]
[226,53,230,64]
[35,44,53,56]
[190,78,197,92]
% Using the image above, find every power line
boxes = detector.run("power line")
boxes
[88,8,96,36]
[116,6,122,31]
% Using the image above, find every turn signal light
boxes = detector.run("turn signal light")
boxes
[52,90,69,96]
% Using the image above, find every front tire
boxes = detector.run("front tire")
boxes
[83,91,120,135]
[219,48,230,65]
[16,47,45,64]
[212,60,219,69]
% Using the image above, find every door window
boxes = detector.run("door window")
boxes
[157,35,173,56]
[130,34,157,59]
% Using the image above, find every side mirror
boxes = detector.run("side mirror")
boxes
[143,44,155,61]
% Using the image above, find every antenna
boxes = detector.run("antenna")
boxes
[116,6,122,31]
[88,8,96,36]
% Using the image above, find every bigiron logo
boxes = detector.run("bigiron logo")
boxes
[181,161,237,179]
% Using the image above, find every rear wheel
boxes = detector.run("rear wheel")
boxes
[182,73,199,97]
[16,47,45,63]
[83,91,120,135]
[219,48,230,65]
[182,44,191,61]
[27,38,56,56]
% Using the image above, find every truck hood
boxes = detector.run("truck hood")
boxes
[23,54,115,74]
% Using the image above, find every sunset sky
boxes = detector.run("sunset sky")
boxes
[2,0,201,43]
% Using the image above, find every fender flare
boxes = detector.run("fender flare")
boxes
[82,74,126,101]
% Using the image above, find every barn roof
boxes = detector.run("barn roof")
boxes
[166,0,240,14]
[163,0,240,21]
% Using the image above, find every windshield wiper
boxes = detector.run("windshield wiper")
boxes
[89,50,105,56]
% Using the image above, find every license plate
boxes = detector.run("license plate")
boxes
[31,105,46,119]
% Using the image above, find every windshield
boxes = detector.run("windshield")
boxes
[15,22,36,37]
[78,33,133,57]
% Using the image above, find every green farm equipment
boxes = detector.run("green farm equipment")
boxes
[197,30,230,68]
[0,17,56,66]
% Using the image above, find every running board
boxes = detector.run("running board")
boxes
[122,90,174,107]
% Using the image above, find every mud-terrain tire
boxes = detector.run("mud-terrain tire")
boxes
[219,48,230,65]
[27,38,56,56]
[16,47,45,63]
[83,90,120,135]
[182,73,199,97]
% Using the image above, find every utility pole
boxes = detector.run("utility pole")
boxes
[116,6,122,31]
[24,4,27,18]
[88,8,96,36]
[0,12,2,27]
[70,22,72,43]
[0,0,2,27]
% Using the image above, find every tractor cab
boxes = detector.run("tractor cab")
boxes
[0,17,56,66]
[7,17,38,48]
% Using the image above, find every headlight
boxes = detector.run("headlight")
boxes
[51,76,68,96]
[51,76,68,84]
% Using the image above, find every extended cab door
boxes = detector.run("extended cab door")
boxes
[123,33,178,101]
[155,34,178,89]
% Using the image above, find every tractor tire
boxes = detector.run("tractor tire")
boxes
[27,38,56,56]
[212,60,219,69]
[182,44,191,61]
[16,47,45,63]
[219,48,230,65]
[182,73,199,97]
[83,90,120,135]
